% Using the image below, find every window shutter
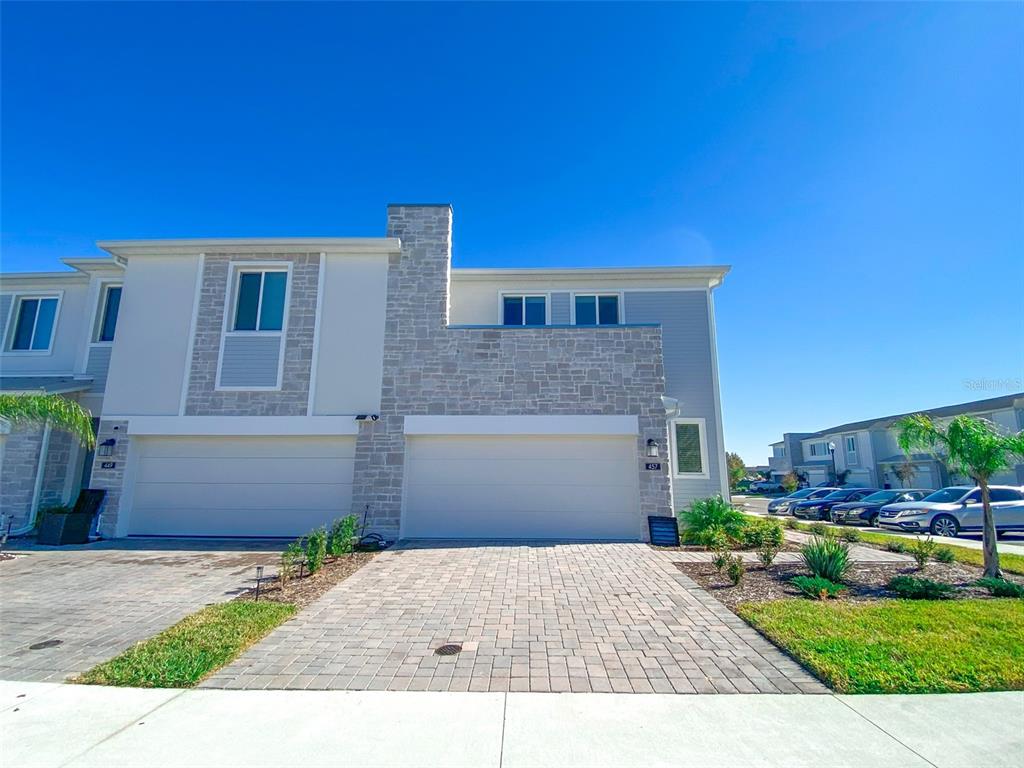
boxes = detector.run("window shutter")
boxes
[675,423,703,474]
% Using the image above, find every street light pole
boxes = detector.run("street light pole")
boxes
[828,441,837,484]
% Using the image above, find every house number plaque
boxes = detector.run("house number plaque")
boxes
[645,462,662,471]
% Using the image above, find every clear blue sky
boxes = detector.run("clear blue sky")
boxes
[3,2,1022,463]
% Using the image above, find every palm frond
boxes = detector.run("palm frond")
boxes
[0,393,96,448]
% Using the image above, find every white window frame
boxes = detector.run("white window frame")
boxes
[670,417,710,479]
[498,292,550,326]
[91,281,124,345]
[4,291,63,355]
[570,292,623,326]
[844,435,858,465]
[215,261,292,391]
[779,446,787,458]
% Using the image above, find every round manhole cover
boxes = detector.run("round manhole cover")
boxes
[29,639,63,650]
[434,643,462,656]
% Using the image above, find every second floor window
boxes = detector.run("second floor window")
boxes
[575,294,619,325]
[844,435,857,463]
[96,285,122,342]
[234,270,287,331]
[503,295,546,326]
[11,296,59,351]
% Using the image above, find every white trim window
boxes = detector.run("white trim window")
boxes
[573,293,620,326]
[8,294,61,352]
[94,284,123,343]
[809,442,830,457]
[670,417,710,478]
[844,435,858,465]
[232,268,288,331]
[502,294,547,326]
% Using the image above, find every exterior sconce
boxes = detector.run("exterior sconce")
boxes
[646,439,659,458]
[98,439,116,457]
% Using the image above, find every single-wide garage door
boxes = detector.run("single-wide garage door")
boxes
[128,436,355,537]
[403,435,640,540]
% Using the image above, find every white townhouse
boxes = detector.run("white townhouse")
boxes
[1,205,730,542]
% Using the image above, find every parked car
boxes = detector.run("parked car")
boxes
[748,480,786,494]
[767,487,839,515]
[829,489,932,526]
[791,488,879,521]
[877,485,1024,537]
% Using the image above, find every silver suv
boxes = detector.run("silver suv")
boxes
[877,485,1024,537]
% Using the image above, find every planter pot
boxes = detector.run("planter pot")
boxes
[36,512,94,545]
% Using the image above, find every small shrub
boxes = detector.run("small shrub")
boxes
[679,496,746,545]
[305,527,327,574]
[933,546,955,564]
[327,514,359,557]
[757,542,781,568]
[725,554,745,585]
[790,575,845,600]
[888,575,956,600]
[783,517,799,530]
[976,577,1024,598]
[279,541,304,587]
[837,527,861,543]
[693,525,732,550]
[808,522,829,537]
[909,536,937,569]
[741,518,784,549]
[801,536,851,583]
[884,539,907,553]
[711,548,730,573]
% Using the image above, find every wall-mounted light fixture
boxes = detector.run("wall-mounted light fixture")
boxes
[98,438,116,457]
[646,438,659,458]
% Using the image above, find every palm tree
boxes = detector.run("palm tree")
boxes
[895,413,1024,578]
[0,393,95,449]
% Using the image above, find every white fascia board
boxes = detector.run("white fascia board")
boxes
[0,271,89,284]
[126,416,359,437]
[452,265,730,288]
[61,257,125,274]
[98,238,402,259]
[404,414,639,436]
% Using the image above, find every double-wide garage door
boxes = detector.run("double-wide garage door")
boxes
[403,435,641,540]
[128,436,355,537]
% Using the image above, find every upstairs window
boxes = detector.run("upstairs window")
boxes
[575,294,619,325]
[671,418,709,478]
[96,285,122,342]
[10,296,59,351]
[844,435,857,464]
[503,295,546,326]
[234,270,287,331]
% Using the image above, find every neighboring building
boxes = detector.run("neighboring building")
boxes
[767,433,812,483]
[0,205,730,542]
[769,393,1024,490]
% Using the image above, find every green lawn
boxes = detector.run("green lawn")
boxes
[737,599,1024,694]
[76,601,296,688]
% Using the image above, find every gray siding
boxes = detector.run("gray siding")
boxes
[623,290,725,507]
[218,335,282,388]
[85,345,112,392]
[550,292,570,324]
[0,294,13,344]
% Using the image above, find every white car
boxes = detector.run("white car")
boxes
[877,485,1024,537]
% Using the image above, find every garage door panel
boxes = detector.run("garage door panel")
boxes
[136,456,355,485]
[405,458,635,488]
[403,434,639,540]
[128,436,355,537]
[407,436,633,462]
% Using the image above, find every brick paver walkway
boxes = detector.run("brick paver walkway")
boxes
[0,541,278,682]
[205,542,827,694]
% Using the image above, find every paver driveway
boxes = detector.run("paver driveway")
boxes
[206,542,826,694]
[0,541,278,682]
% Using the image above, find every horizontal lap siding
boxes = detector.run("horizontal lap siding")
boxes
[624,290,724,508]
[86,346,112,392]
[218,335,282,388]
[550,292,571,324]
[0,294,13,342]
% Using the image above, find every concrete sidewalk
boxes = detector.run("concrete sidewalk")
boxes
[2,682,1021,768]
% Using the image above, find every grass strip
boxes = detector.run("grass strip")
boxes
[75,600,296,688]
[737,598,1024,694]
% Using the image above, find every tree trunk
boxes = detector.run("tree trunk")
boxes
[978,477,1002,579]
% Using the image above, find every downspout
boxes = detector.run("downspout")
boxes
[9,423,52,537]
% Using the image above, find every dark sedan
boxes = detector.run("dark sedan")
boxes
[791,488,879,521]
[767,487,839,515]
[830,489,933,526]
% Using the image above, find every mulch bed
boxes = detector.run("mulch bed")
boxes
[238,552,376,610]
[675,559,1023,611]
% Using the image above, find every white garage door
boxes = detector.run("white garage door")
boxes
[128,436,355,537]
[403,435,640,540]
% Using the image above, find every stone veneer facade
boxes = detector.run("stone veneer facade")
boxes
[351,205,672,540]
[184,253,320,416]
